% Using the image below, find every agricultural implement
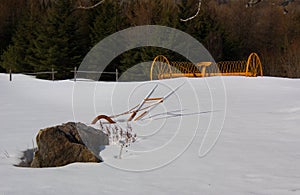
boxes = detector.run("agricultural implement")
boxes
[91,83,183,158]
[150,52,263,80]
[91,83,184,125]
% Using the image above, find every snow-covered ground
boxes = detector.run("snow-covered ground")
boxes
[0,73,300,194]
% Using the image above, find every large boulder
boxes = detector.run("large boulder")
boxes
[31,122,109,168]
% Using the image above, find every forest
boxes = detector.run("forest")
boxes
[0,0,299,79]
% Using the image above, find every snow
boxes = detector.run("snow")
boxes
[1,73,300,194]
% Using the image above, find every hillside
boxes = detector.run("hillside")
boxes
[0,74,299,194]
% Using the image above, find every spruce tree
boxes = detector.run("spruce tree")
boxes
[89,0,129,80]
[27,0,82,79]
[90,0,124,46]
[1,10,38,73]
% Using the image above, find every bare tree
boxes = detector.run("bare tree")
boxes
[76,0,105,10]
[245,0,296,14]
[180,0,202,22]
[179,0,296,22]
[76,0,203,22]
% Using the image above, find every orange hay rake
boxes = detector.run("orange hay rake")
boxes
[150,53,263,80]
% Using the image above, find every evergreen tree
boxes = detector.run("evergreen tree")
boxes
[90,0,125,46]
[177,0,225,60]
[1,7,39,73]
[0,65,5,73]
[27,0,82,79]
[0,0,28,62]
[89,0,129,80]
[117,0,180,76]
[75,10,92,58]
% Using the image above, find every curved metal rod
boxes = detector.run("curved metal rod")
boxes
[91,115,116,124]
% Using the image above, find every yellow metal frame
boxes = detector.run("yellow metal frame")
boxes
[150,53,263,80]
[245,52,263,77]
[150,55,172,80]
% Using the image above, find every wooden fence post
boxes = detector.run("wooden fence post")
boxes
[116,68,118,82]
[74,67,77,82]
[52,68,54,81]
[9,68,12,81]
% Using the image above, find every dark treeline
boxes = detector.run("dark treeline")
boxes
[0,0,299,79]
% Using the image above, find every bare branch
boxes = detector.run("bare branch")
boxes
[245,0,262,8]
[77,0,105,10]
[180,0,202,22]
